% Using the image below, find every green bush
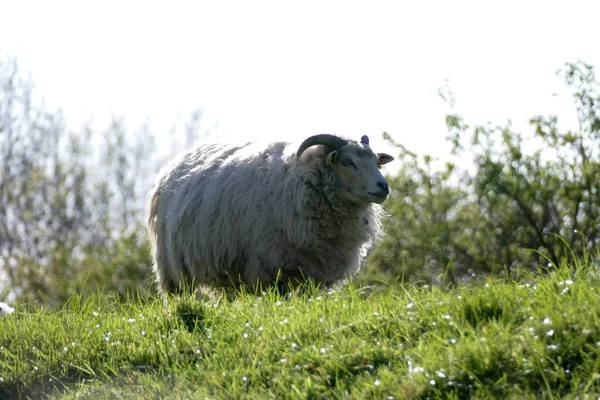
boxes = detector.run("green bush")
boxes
[0,57,201,306]
[367,61,600,283]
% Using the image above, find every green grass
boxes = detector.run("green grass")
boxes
[2,261,600,399]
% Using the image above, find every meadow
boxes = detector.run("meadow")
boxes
[2,255,600,399]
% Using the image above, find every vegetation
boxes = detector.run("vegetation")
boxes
[370,61,600,284]
[2,55,600,397]
[0,57,202,305]
[2,256,600,398]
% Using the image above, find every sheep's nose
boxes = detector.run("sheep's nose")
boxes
[377,181,389,194]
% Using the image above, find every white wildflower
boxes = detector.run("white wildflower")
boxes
[0,302,15,316]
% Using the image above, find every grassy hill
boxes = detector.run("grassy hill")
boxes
[2,258,600,399]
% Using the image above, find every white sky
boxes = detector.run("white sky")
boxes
[1,0,599,162]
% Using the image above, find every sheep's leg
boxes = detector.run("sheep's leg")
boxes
[243,246,321,294]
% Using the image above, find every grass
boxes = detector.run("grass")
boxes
[2,260,600,399]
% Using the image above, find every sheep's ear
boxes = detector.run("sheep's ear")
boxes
[326,150,338,166]
[377,153,394,166]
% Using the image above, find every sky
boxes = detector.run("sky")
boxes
[1,0,599,163]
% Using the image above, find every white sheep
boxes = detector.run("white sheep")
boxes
[147,134,394,294]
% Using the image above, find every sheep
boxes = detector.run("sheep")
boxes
[147,134,394,295]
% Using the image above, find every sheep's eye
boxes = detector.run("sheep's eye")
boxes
[341,159,354,167]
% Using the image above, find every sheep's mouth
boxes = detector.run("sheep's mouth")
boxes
[367,190,388,203]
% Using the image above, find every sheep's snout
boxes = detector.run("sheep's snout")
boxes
[377,180,389,194]
[367,179,390,203]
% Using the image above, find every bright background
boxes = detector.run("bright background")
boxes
[1,0,599,160]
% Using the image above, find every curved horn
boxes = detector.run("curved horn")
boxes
[296,134,348,159]
[360,135,369,145]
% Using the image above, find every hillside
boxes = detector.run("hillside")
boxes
[1,259,600,399]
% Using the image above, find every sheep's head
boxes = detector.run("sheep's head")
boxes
[297,134,394,204]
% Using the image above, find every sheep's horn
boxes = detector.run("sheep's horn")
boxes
[360,135,369,145]
[296,134,348,159]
